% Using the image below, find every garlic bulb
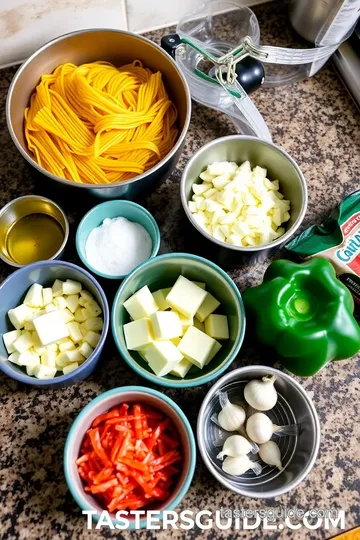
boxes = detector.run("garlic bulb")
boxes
[222,455,262,476]
[216,435,258,460]
[244,375,278,411]
[259,441,283,470]
[217,392,246,432]
[246,412,274,444]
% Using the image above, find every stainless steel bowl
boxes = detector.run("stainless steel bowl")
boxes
[197,366,320,498]
[6,29,191,200]
[181,136,308,266]
[0,195,69,268]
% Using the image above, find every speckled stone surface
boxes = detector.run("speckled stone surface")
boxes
[0,2,359,539]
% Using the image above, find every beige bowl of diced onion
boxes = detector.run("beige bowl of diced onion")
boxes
[180,136,308,266]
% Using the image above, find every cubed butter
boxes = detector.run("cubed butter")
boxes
[42,287,53,306]
[175,312,193,335]
[123,286,159,320]
[8,304,34,330]
[152,288,172,311]
[178,326,216,369]
[144,341,183,377]
[193,318,205,332]
[24,283,43,308]
[63,279,82,295]
[83,331,100,348]
[195,292,220,322]
[3,330,22,354]
[33,310,70,346]
[204,340,222,366]
[123,319,153,351]
[67,322,83,343]
[170,358,193,378]
[13,331,34,353]
[166,276,207,318]
[150,311,182,340]
[204,314,229,340]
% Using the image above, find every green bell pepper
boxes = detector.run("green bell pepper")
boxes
[243,257,360,376]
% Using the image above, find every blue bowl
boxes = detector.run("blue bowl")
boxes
[64,386,196,529]
[112,253,246,388]
[76,200,161,280]
[0,261,109,388]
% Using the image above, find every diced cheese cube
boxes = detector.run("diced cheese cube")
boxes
[65,295,79,314]
[74,308,86,323]
[80,289,93,302]
[24,283,43,308]
[34,364,57,379]
[123,286,159,320]
[170,358,193,378]
[178,326,216,369]
[63,362,79,375]
[41,350,57,367]
[64,349,84,364]
[84,299,102,317]
[67,322,83,343]
[52,279,64,298]
[59,339,75,352]
[53,297,67,310]
[33,310,70,346]
[195,293,220,323]
[8,304,34,330]
[62,308,75,323]
[166,276,207,318]
[82,317,103,332]
[42,287,53,306]
[63,279,82,295]
[204,314,229,340]
[145,341,183,377]
[152,288,172,311]
[24,320,35,331]
[193,318,205,332]
[81,308,92,321]
[13,331,34,353]
[78,342,94,359]
[123,319,153,351]
[204,340,222,366]
[8,352,21,365]
[150,311,182,341]
[45,303,57,313]
[3,330,22,354]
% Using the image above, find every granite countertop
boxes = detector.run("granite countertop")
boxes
[0,2,359,539]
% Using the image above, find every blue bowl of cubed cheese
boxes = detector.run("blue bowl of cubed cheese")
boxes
[0,260,109,388]
[112,253,245,388]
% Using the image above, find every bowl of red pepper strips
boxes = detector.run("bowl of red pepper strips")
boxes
[64,386,196,528]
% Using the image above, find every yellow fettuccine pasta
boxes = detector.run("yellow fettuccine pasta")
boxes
[24,60,178,185]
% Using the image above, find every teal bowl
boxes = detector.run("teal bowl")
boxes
[76,200,160,280]
[64,386,196,529]
[112,253,245,388]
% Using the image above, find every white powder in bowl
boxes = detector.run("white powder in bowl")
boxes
[85,217,153,276]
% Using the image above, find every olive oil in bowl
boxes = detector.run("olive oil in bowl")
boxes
[0,195,69,267]
[6,213,65,265]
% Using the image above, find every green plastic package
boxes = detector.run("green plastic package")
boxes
[286,190,360,307]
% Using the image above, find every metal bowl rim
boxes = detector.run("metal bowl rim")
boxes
[6,28,192,190]
[197,365,320,498]
[180,135,308,252]
[0,194,69,268]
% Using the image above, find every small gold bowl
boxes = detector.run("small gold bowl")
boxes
[0,195,69,268]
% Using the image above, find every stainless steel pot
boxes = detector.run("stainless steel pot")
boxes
[6,29,191,200]
[180,135,307,267]
[197,366,320,498]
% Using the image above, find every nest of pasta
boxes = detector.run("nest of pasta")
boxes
[24,61,179,185]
